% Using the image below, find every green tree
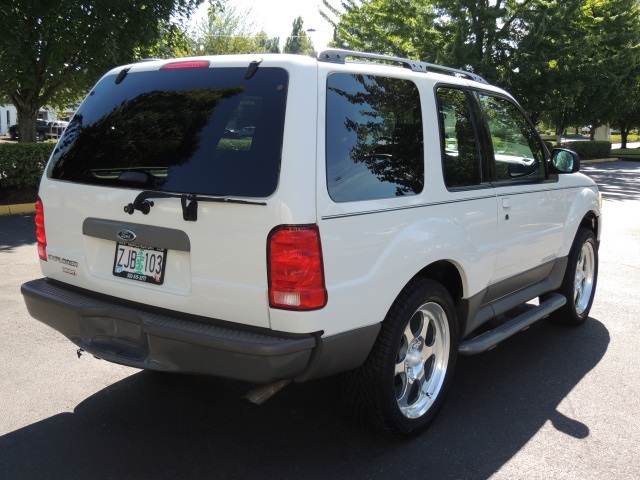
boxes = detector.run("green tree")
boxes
[571,0,640,139]
[325,0,640,141]
[322,0,440,60]
[135,23,194,60]
[0,0,203,142]
[508,0,640,138]
[193,2,280,55]
[613,67,640,148]
[194,1,256,54]
[283,16,314,54]
[254,31,281,54]
[324,0,544,81]
[506,0,587,132]
[432,0,543,82]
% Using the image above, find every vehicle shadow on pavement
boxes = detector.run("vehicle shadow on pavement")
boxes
[583,161,640,202]
[0,318,609,480]
[0,214,36,252]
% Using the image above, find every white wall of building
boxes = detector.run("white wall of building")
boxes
[594,125,611,142]
[0,105,17,135]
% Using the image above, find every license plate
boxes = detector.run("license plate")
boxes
[113,242,167,285]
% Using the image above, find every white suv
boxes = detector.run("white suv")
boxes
[21,50,601,436]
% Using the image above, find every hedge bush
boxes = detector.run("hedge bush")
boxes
[611,148,640,159]
[563,141,611,159]
[0,143,53,189]
[609,134,640,143]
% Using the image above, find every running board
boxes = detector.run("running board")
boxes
[458,293,566,355]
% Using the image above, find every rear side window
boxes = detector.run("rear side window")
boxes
[48,66,288,198]
[436,88,482,188]
[326,73,424,203]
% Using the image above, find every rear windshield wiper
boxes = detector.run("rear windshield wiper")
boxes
[124,190,266,221]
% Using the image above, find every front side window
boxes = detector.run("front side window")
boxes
[436,88,482,188]
[476,94,545,182]
[326,73,424,202]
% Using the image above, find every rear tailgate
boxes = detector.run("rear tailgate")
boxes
[40,182,278,327]
[38,56,318,329]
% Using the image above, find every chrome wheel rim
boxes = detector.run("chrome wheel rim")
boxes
[394,302,450,419]
[574,241,596,316]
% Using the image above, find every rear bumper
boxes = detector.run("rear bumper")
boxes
[21,278,316,383]
[21,278,380,384]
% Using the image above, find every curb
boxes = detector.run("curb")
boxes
[582,157,619,164]
[0,202,36,216]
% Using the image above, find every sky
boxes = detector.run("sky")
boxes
[190,0,337,52]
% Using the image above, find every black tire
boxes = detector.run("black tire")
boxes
[547,228,598,325]
[38,132,45,142]
[343,278,458,436]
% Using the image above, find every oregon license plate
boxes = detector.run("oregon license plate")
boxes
[113,242,167,285]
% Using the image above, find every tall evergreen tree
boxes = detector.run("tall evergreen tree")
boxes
[283,17,314,54]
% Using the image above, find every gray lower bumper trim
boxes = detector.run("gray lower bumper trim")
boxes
[21,278,315,383]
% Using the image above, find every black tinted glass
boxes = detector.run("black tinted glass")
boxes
[326,73,424,202]
[436,88,481,188]
[49,66,288,198]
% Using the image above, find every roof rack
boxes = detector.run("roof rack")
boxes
[316,49,488,84]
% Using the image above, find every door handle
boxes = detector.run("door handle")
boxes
[502,198,511,209]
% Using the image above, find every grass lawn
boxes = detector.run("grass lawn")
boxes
[610,148,640,159]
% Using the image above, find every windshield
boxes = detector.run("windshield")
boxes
[48,66,288,198]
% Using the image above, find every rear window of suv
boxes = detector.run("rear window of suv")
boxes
[48,66,288,198]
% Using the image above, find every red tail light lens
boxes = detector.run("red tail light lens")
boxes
[268,226,327,311]
[35,198,47,261]
[160,60,210,70]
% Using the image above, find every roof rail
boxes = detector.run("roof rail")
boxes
[317,49,488,84]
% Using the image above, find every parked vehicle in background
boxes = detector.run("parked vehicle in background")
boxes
[21,50,601,437]
[8,120,68,141]
[46,121,69,139]
[540,133,591,145]
[235,126,255,137]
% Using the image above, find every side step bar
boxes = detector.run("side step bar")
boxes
[458,293,566,355]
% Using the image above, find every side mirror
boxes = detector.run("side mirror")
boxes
[550,148,580,174]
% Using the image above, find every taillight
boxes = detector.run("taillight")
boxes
[268,225,327,311]
[160,60,210,70]
[35,198,47,261]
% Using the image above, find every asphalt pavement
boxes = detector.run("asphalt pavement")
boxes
[0,161,639,479]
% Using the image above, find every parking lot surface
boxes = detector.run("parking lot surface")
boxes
[0,161,638,479]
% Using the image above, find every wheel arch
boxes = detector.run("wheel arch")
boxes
[409,260,466,338]
[560,186,602,257]
[580,209,600,244]
[414,260,464,301]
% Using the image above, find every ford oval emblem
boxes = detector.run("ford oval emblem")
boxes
[117,229,137,242]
